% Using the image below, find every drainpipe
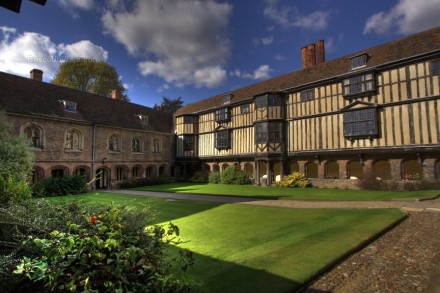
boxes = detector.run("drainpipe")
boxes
[91,124,96,189]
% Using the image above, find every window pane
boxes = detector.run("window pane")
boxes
[343,108,377,137]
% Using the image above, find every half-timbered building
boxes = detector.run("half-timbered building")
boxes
[174,26,440,187]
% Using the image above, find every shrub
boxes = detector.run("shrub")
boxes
[1,200,197,292]
[208,172,221,184]
[0,175,32,207]
[190,171,209,183]
[220,165,252,185]
[32,175,87,197]
[274,172,311,188]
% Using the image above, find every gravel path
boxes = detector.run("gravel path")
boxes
[302,211,440,293]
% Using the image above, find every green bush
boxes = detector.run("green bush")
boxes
[32,175,87,197]
[274,172,311,188]
[0,175,32,207]
[208,172,221,184]
[190,171,209,183]
[1,200,197,292]
[220,165,252,185]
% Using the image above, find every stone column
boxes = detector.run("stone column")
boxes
[317,162,325,179]
[389,159,402,180]
[298,160,308,175]
[338,160,349,179]
[422,159,437,181]
[255,160,260,185]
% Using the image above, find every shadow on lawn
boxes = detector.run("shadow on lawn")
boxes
[177,249,303,293]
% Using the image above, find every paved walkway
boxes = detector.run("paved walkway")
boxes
[105,189,440,212]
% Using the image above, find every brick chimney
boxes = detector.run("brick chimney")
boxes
[301,40,326,69]
[30,69,43,81]
[111,90,122,100]
[316,40,325,64]
[307,43,316,67]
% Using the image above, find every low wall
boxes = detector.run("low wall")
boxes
[309,178,361,189]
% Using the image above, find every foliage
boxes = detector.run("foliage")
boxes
[153,96,184,113]
[0,111,35,183]
[220,165,252,185]
[208,172,221,184]
[32,175,87,197]
[274,172,311,188]
[51,59,128,101]
[0,175,32,207]
[120,176,174,188]
[356,170,440,191]
[0,199,197,292]
[190,171,209,183]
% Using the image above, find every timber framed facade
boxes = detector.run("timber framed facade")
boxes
[174,26,440,187]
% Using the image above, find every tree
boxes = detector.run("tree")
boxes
[51,59,128,101]
[0,111,34,205]
[153,96,184,113]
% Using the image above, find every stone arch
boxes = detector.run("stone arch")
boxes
[243,163,254,178]
[95,167,111,189]
[32,166,45,183]
[402,159,423,180]
[146,165,157,178]
[372,160,392,180]
[115,165,129,181]
[436,159,440,181]
[325,161,339,179]
[306,162,318,178]
[108,133,122,152]
[73,165,90,180]
[221,163,229,172]
[50,165,69,178]
[213,164,220,173]
[159,164,167,176]
[132,164,143,178]
[348,161,364,179]
[290,161,299,173]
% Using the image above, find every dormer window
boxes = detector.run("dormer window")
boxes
[60,100,77,112]
[343,73,375,97]
[223,94,233,104]
[351,54,368,70]
[138,114,148,124]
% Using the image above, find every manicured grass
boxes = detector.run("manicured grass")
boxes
[132,182,440,201]
[56,192,406,292]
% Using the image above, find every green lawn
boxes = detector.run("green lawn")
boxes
[58,192,406,292]
[132,183,440,201]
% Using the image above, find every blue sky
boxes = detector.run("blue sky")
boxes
[1,0,440,108]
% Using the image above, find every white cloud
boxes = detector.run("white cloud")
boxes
[102,0,232,89]
[58,40,108,60]
[57,0,94,10]
[263,0,331,31]
[364,0,440,35]
[231,65,273,80]
[0,26,108,80]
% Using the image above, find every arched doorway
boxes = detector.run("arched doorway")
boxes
[402,159,423,180]
[348,161,364,179]
[95,168,110,189]
[325,161,339,179]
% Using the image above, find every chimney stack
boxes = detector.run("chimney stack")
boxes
[307,43,317,67]
[30,69,43,81]
[316,40,325,64]
[111,90,122,100]
[301,40,326,69]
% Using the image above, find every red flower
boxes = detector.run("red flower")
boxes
[90,216,97,224]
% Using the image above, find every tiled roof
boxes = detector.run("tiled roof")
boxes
[175,25,440,116]
[0,72,173,134]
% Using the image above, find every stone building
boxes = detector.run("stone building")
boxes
[174,26,440,188]
[0,70,174,188]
